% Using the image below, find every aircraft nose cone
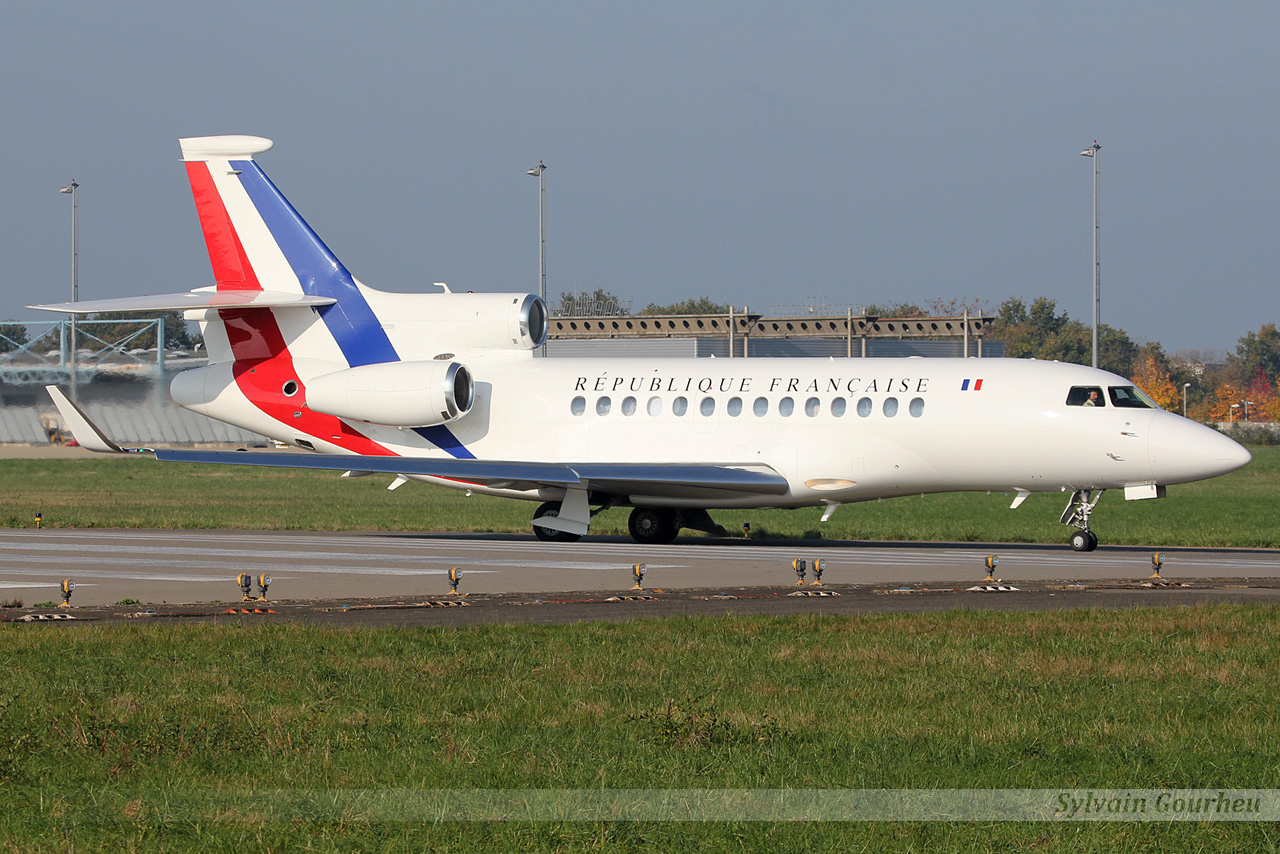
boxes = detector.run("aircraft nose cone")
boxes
[1148,416,1252,484]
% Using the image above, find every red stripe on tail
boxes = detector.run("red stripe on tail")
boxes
[184,162,263,292]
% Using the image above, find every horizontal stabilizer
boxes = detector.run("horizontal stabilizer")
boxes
[30,290,336,314]
[153,451,789,497]
[179,135,274,161]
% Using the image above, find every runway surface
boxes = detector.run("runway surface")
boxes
[2,528,1279,607]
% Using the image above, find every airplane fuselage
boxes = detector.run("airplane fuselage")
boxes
[173,351,1248,511]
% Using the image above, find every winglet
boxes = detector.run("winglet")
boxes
[45,386,138,454]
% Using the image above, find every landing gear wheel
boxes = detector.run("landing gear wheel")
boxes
[1069,530,1098,552]
[533,501,582,543]
[628,507,679,544]
[1069,530,1088,552]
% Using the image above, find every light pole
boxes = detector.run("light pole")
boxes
[1244,400,1255,422]
[1183,382,1191,418]
[58,180,80,398]
[1080,141,1102,369]
[1230,403,1239,424]
[526,161,546,356]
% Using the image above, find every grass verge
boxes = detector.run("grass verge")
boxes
[3,606,1280,851]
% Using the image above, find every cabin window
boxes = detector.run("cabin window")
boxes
[883,397,899,417]
[1109,385,1158,409]
[673,396,688,416]
[596,396,612,415]
[700,397,716,416]
[856,397,873,417]
[570,396,586,415]
[909,397,925,417]
[646,396,662,416]
[621,396,637,416]
[831,398,847,417]
[753,397,769,416]
[727,397,743,417]
[779,397,795,417]
[804,397,820,417]
[1066,386,1105,407]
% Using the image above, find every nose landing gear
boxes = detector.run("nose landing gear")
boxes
[1062,489,1104,552]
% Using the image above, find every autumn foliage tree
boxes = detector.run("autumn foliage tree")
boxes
[1130,350,1179,411]
[1244,366,1280,422]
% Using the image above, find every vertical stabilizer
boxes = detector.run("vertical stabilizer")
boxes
[179,135,397,368]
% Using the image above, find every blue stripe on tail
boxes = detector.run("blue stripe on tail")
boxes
[231,159,398,368]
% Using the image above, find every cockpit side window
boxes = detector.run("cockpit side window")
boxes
[1109,385,1158,409]
[1067,386,1106,407]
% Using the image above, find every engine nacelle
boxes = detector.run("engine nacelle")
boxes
[305,360,474,427]
[423,292,545,351]
[360,290,548,359]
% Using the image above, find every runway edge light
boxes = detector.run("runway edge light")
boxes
[984,555,1000,582]
[1150,552,1165,579]
[631,563,646,591]
[448,566,463,596]
[59,579,75,608]
[811,558,826,586]
[238,573,253,601]
[792,558,806,586]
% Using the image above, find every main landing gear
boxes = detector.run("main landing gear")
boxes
[533,500,728,545]
[1061,489,1104,552]
[532,501,582,543]
[626,507,728,545]
[628,507,679,544]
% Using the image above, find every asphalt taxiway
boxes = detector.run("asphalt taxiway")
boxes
[2,529,1279,626]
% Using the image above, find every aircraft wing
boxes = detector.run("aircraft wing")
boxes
[154,450,790,497]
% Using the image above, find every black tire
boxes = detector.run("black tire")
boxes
[1085,531,1099,552]
[1069,530,1091,552]
[533,501,582,543]
[628,507,679,544]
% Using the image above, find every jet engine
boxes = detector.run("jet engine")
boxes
[305,360,474,427]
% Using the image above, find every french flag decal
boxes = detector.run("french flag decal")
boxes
[961,379,984,391]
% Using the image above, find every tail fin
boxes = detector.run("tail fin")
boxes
[181,135,353,297]
[180,135,397,367]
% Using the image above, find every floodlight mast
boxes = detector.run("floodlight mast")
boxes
[526,161,547,356]
[58,180,80,399]
[1080,141,1102,369]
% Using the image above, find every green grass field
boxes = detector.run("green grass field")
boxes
[3,450,1278,850]
[4,607,1280,851]
[1,446,1276,547]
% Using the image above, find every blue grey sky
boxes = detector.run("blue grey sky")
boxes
[3,1,1276,353]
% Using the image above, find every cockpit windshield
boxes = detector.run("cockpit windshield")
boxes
[1109,385,1160,409]
[1066,386,1105,407]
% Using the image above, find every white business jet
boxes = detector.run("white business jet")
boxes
[35,136,1251,550]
